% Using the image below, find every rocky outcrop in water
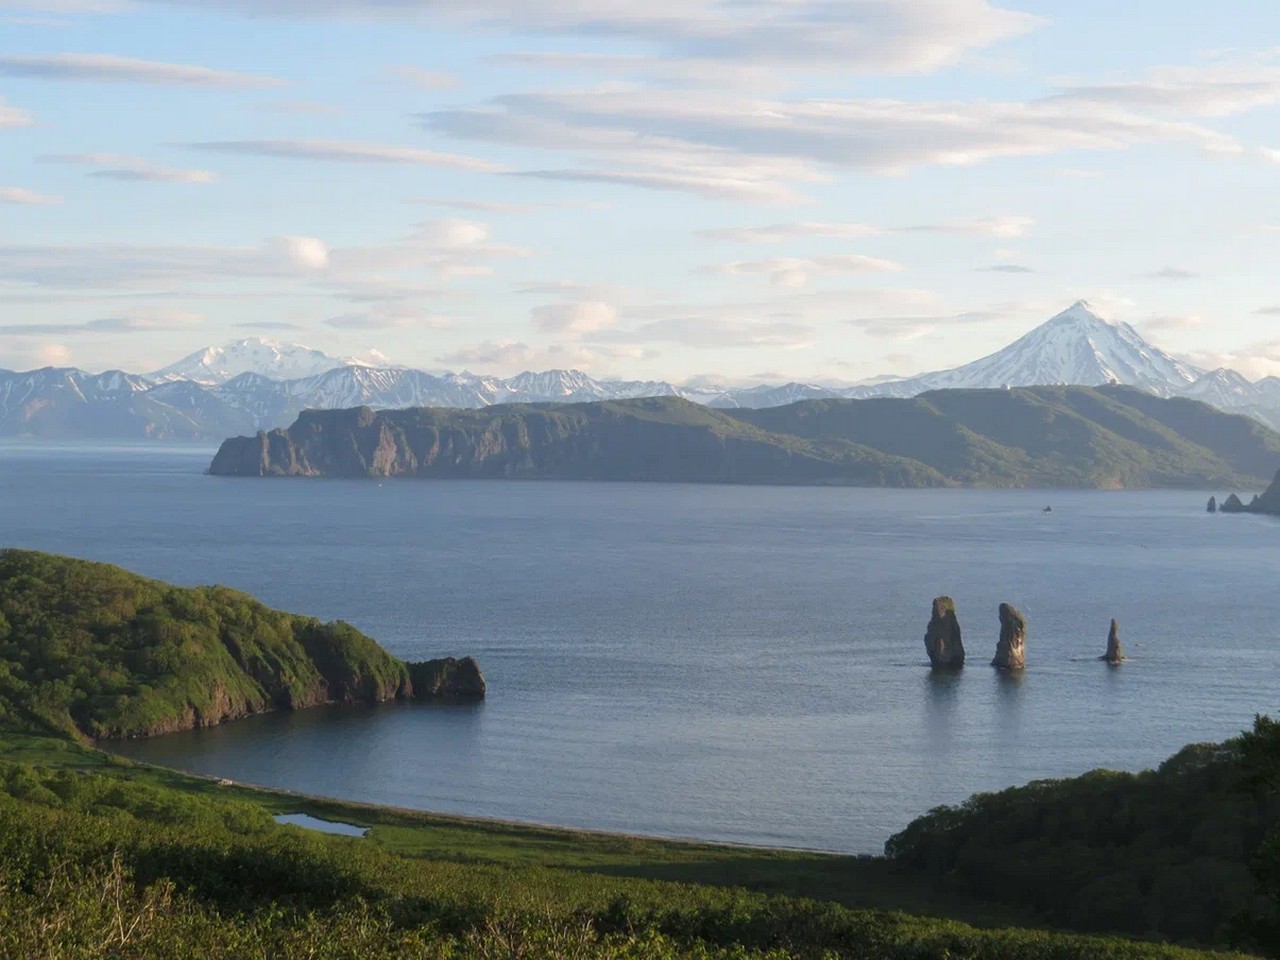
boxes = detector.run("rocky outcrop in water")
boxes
[1215,469,1280,516]
[924,597,964,670]
[1207,496,1217,513]
[992,603,1027,670]
[408,657,486,699]
[1101,619,1125,664]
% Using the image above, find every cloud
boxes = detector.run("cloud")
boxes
[512,168,807,205]
[899,216,1034,238]
[976,264,1034,273]
[595,315,816,349]
[257,99,344,116]
[0,309,203,336]
[387,65,458,89]
[423,85,1243,205]
[532,301,618,337]
[437,338,646,372]
[42,153,216,183]
[0,97,34,128]
[187,138,503,172]
[0,220,524,291]
[844,306,1018,340]
[697,222,881,243]
[0,53,282,87]
[697,217,1033,242]
[1255,306,1280,316]
[234,320,303,331]
[712,254,904,287]
[1145,266,1198,280]
[124,1,1039,74]
[268,236,330,270]
[1050,64,1280,118]
[1183,341,1280,379]
[0,186,61,204]
[1139,314,1204,333]
[324,309,453,329]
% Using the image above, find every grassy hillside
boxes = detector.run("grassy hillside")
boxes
[210,388,1280,488]
[0,550,482,740]
[0,736,1258,960]
[734,387,1280,488]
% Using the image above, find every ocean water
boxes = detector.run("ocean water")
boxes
[2,440,1278,854]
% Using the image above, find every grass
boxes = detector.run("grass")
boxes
[0,726,1036,930]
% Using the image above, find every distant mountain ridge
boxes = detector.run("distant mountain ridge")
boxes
[208,386,1280,489]
[6,302,1280,440]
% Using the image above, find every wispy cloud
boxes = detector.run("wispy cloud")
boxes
[0,186,61,205]
[0,53,283,87]
[1145,266,1199,280]
[387,65,458,89]
[0,309,203,337]
[699,216,1034,242]
[0,97,35,128]
[710,254,905,287]
[187,138,503,172]
[976,264,1034,273]
[43,153,216,183]
[122,0,1040,74]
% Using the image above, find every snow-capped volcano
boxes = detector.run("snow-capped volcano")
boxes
[858,301,1204,398]
[147,338,377,386]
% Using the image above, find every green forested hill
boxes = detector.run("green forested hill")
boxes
[885,729,1280,946]
[0,550,483,740]
[209,387,1280,488]
[732,386,1280,488]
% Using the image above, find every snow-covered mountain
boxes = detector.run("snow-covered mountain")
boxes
[7,302,1280,440]
[147,338,376,386]
[852,301,1204,398]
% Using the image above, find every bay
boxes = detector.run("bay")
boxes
[2,440,1277,853]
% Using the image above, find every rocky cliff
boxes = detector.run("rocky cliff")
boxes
[1216,468,1280,516]
[992,603,1027,670]
[923,596,965,670]
[208,399,943,486]
[209,390,1280,488]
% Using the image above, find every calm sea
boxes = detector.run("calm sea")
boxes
[3,441,1277,853]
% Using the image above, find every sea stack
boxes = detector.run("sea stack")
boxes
[1101,619,1125,664]
[992,603,1027,670]
[1207,496,1217,514]
[924,596,965,670]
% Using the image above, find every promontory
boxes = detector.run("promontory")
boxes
[0,549,484,741]
[209,386,1280,488]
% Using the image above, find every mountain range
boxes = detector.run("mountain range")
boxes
[5,300,1280,441]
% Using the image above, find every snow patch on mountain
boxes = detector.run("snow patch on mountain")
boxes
[147,338,373,386]
[860,301,1203,398]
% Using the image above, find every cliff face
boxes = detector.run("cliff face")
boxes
[209,390,1280,488]
[1216,468,1280,516]
[209,399,945,486]
[0,550,484,742]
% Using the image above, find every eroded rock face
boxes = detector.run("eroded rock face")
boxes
[992,603,1027,670]
[1102,619,1125,664]
[924,596,964,670]
[408,656,486,699]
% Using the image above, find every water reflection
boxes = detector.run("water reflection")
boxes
[923,669,961,757]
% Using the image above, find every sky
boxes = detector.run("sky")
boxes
[2,1,1280,384]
